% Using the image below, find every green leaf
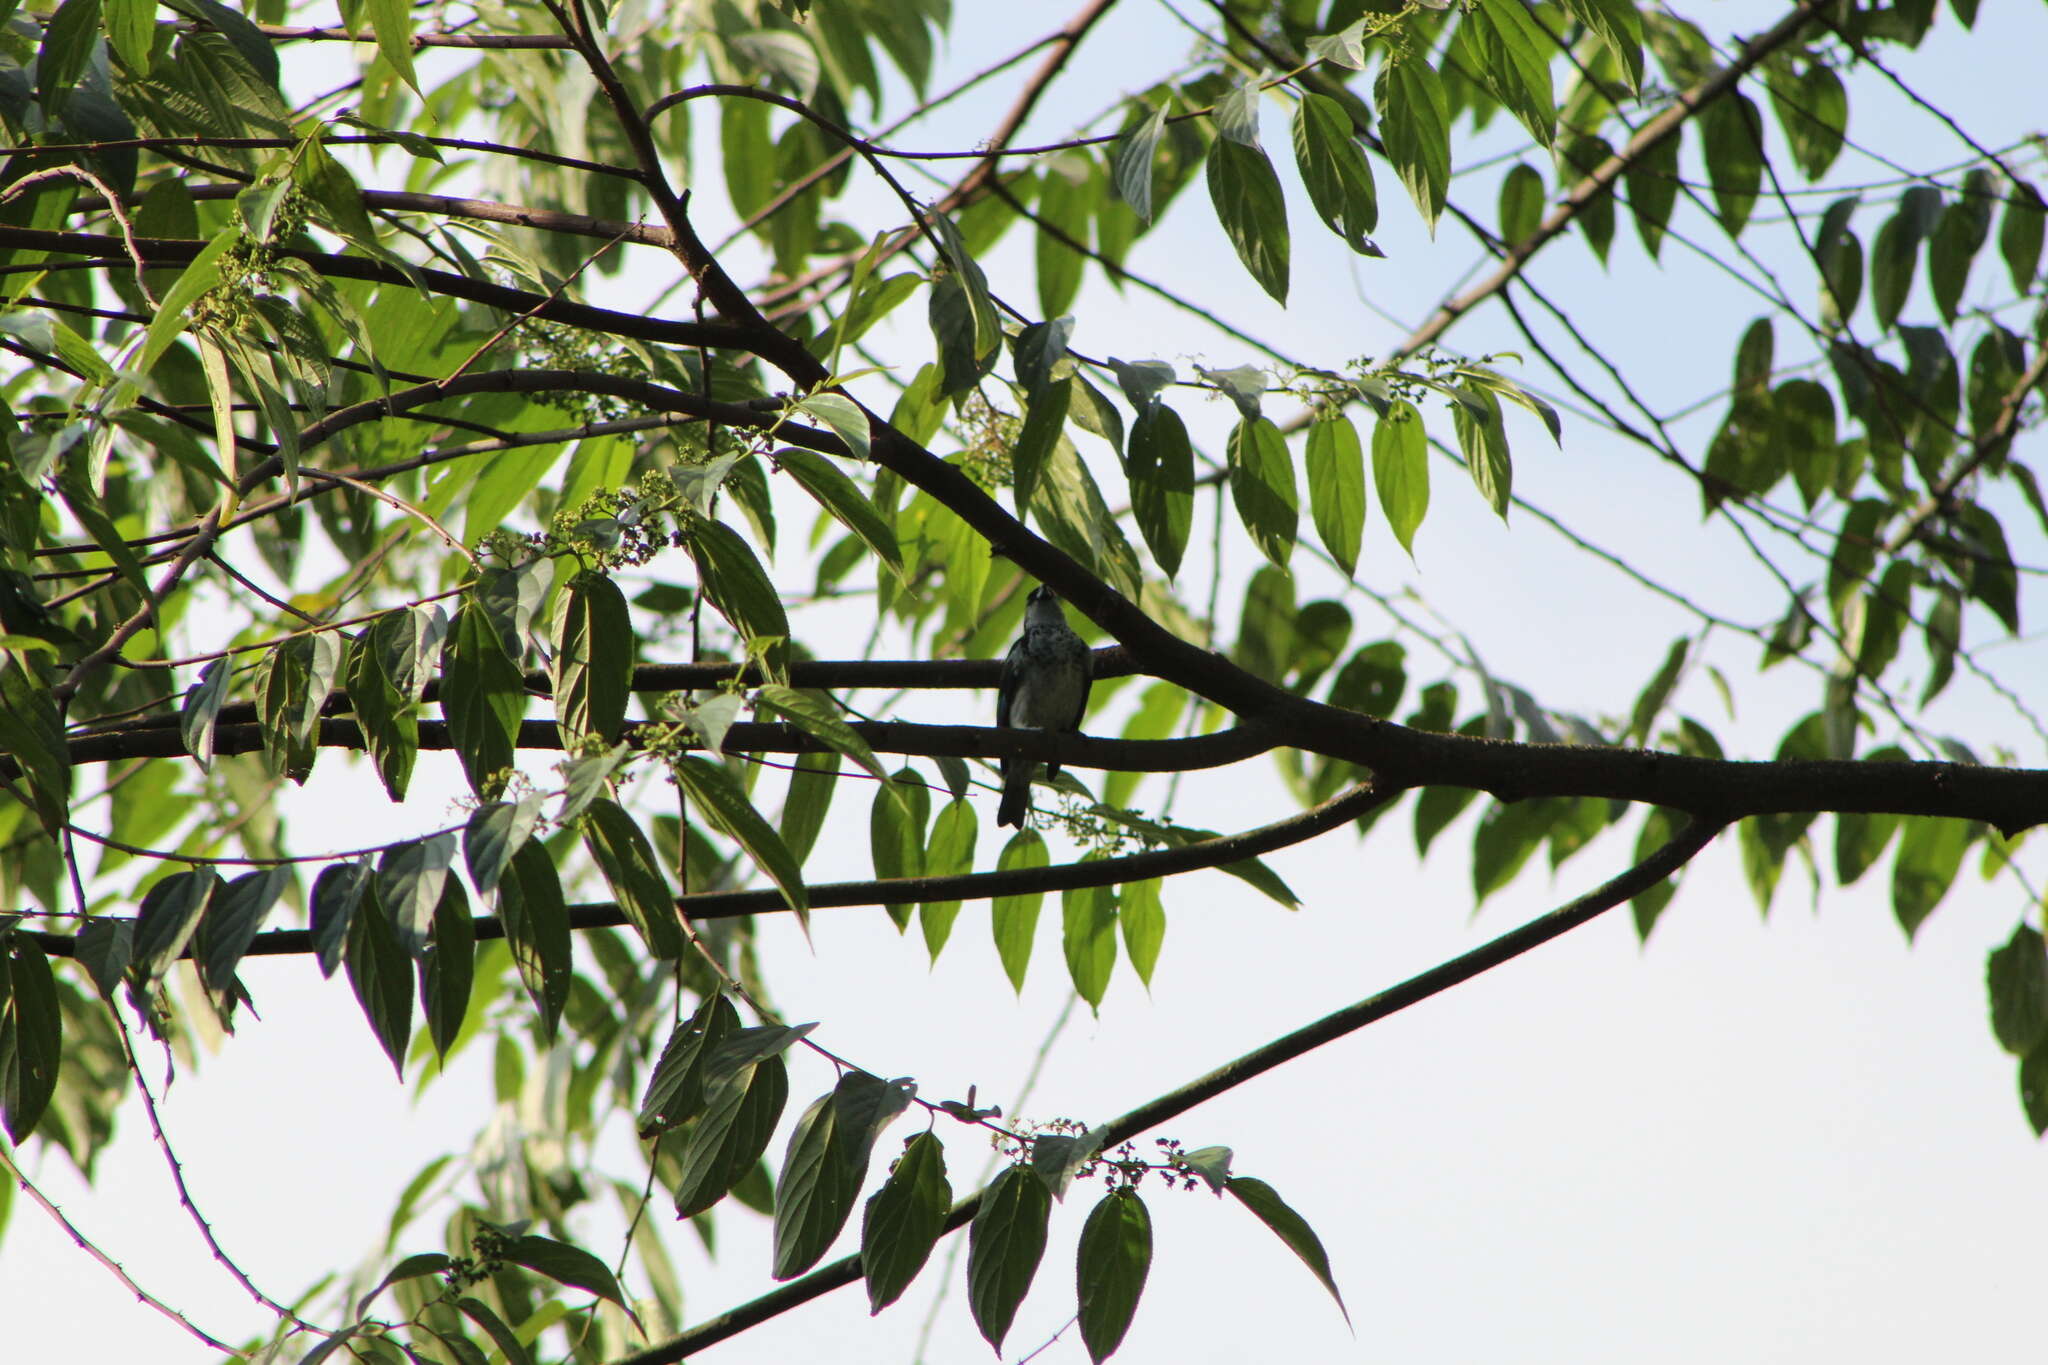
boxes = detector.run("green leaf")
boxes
[794,392,871,463]
[1624,131,1681,258]
[924,206,1001,395]
[780,749,841,868]
[1372,401,1429,556]
[1304,413,1366,578]
[1999,182,2044,294]
[968,1164,1053,1352]
[1227,416,1298,569]
[364,0,421,95]
[1891,817,1975,939]
[1077,1189,1152,1363]
[583,797,685,958]
[355,1252,454,1320]
[1562,0,1644,92]
[1011,376,1070,516]
[1776,379,1839,508]
[1376,57,1451,233]
[1062,878,1118,1010]
[103,0,153,70]
[1036,160,1092,317]
[377,833,455,960]
[675,755,810,925]
[1205,138,1290,303]
[1113,102,1169,220]
[0,659,71,838]
[993,829,1048,992]
[871,767,929,928]
[1471,0,1557,146]
[688,518,791,663]
[1128,400,1195,577]
[455,1298,534,1365]
[672,1050,790,1219]
[310,860,368,978]
[292,134,380,247]
[1226,1176,1349,1324]
[347,627,416,802]
[920,797,977,959]
[777,448,904,582]
[0,932,61,1142]
[774,1071,913,1279]
[1291,92,1380,255]
[1498,161,1544,245]
[497,841,571,1038]
[1451,383,1511,519]
[134,869,220,984]
[421,877,474,1060]
[862,1131,951,1313]
[501,1234,630,1311]
[1630,807,1685,940]
[1988,925,2048,1056]
[463,797,539,901]
[753,684,890,788]
[1698,92,1763,237]
[551,572,633,745]
[36,0,102,117]
[1767,57,1846,180]
[254,632,338,786]
[1119,877,1164,989]
[346,880,412,1077]
[637,993,740,1136]
[443,597,526,798]
[196,865,288,991]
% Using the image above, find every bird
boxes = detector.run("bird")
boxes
[996,582,1092,828]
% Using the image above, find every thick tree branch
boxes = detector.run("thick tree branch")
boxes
[609,815,1723,1365]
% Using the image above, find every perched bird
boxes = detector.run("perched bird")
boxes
[996,583,1092,828]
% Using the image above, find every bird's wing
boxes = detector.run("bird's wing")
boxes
[997,637,1027,729]
[1066,641,1093,731]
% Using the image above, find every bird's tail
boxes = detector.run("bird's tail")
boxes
[997,758,1033,828]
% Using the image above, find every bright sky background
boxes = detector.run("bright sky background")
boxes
[9,1,2048,1362]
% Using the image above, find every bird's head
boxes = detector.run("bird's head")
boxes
[1024,582,1067,626]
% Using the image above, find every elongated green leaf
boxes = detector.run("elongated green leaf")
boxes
[753,684,889,787]
[872,768,929,928]
[134,869,220,984]
[0,932,61,1142]
[1376,57,1450,233]
[777,448,904,582]
[1119,877,1165,988]
[346,881,412,1076]
[310,860,368,978]
[1563,0,1644,91]
[1988,925,2048,1056]
[501,1234,629,1310]
[794,393,871,463]
[1699,92,1763,237]
[1078,1189,1152,1363]
[864,1131,952,1314]
[1062,878,1118,1010]
[1036,160,1092,317]
[1226,1176,1349,1323]
[584,798,685,958]
[1472,0,1557,146]
[780,749,841,868]
[968,1164,1052,1352]
[1227,416,1298,569]
[498,841,571,1039]
[1498,161,1544,245]
[1892,816,1975,939]
[918,797,976,959]
[637,994,739,1136]
[1291,92,1380,254]
[1768,57,1847,180]
[990,829,1049,991]
[1113,103,1168,220]
[196,866,289,990]
[377,833,454,960]
[1451,383,1511,519]
[675,756,810,924]
[455,1297,534,1365]
[1205,138,1290,303]
[346,626,415,802]
[421,876,474,1060]
[1128,400,1195,577]
[774,1071,913,1279]
[2000,182,2044,293]
[688,518,791,662]
[1372,401,1429,555]
[0,659,71,838]
[551,572,632,745]
[443,598,525,799]
[1011,376,1070,516]
[464,797,539,901]
[673,1049,790,1218]
[1624,130,1681,258]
